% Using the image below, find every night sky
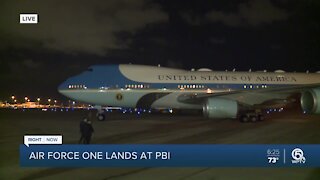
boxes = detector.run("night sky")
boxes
[1,0,320,101]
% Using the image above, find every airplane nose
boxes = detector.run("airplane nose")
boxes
[58,81,69,94]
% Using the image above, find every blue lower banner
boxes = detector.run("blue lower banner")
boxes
[20,144,320,167]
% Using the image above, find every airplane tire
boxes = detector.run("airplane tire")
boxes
[250,116,258,122]
[240,115,249,123]
[97,114,105,121]
[258,115,265,121]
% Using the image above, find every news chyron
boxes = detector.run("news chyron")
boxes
[20,135,320,167]
[20,13,38,24]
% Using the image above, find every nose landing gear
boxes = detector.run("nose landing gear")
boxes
[95,106,106,121]
[97,113,106,121]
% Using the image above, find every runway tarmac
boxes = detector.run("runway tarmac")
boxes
[0,108,319,179]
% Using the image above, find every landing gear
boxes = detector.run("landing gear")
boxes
[250,115,258,122]
[240,115,249,123]
[97,113,105,121]
[239,110,264,123]
[258,115,265,121]
[95,106,106,121]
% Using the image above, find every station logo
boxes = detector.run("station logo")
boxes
[291,148,306,164]
[20,14,38,24]
[116,93,123,101]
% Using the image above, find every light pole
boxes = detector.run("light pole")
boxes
[11,96,15,104]
[37,98,41,107]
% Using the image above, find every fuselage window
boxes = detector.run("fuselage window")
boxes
[68,84,87,89]
[125,84,150,89]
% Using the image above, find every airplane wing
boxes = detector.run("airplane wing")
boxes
[177,83,320,106]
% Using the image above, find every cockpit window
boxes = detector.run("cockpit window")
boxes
[87,68,93,72]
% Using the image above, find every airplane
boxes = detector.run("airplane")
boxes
[58,64,320,122]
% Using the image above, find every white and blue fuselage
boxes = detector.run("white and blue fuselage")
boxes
[58,64,320,119]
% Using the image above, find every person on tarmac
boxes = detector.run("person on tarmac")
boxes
[79,118,88,144]
[83,119,94,144]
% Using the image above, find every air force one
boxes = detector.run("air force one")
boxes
[58,64,320,122]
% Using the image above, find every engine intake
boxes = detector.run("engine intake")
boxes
[301,88,320,114]
[203,98,238,119]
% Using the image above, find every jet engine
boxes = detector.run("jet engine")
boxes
[203,98,238,119]
[301,88,320,114]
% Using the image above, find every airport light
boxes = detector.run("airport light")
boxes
[25,97,28,101]
[37,98,41,106]
[11,95,16,103]
[14,99,17,103]
[48,99,51,107]
[54,100,57,103]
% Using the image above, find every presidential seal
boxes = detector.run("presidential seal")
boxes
[116,93,123,101]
